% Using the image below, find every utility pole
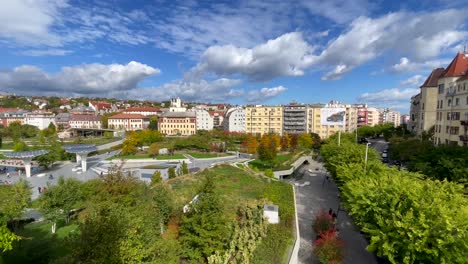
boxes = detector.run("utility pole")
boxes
[338,130,341,146]
[364,142,371,174]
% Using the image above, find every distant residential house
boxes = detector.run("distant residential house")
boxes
[158,112,196,136]
[123,107,160,116]
[24,112,56,130]
[70,106,96,115]
[70,114,102,129]
[108,113,149,131]
[0,108,29,127]
[194,109,214,130]
[55,113,72,129]
[89,101,117,115]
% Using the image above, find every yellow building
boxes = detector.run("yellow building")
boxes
[434,52,468,146]
[158,112,196,136]
[245,106,283,136]
[306,103,358,139]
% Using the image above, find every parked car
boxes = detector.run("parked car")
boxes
[382,157,389,163]
[382,152,388,158]
[359,137,368,144]
[393,160,401,166]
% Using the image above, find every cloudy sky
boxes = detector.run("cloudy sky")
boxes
[0,0,467,113]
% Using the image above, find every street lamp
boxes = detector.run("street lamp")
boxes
[364,142,371,174]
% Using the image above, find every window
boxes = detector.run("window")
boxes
[422,103,425,110]
[449,127,459,135]
[437,101,439,109]
[438,84,444,94]
[440,100,443,108]
[455,98,460,106]
[448,99,452,107]
[421,113,424,120]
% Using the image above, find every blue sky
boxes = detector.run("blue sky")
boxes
[0,0,467,113]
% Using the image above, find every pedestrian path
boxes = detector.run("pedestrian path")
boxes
[292,159,377,264]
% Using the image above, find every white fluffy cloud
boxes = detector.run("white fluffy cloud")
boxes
[0,0,66,46]
[400,75,425,87]
[316,9,467,80]
[300,0,371,24]
[0,61,159,96]
[391,57,451,73]
[247,86,288,102]
[357,88,419,111]
[188,32,317,82]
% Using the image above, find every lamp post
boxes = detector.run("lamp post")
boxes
[364,142,371,174]
[338,130,341,146]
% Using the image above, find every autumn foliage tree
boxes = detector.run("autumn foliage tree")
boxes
[242,135,258,154]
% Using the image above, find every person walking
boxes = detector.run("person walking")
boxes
[6,172,10,178]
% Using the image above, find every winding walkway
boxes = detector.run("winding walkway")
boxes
[290,159,377,264]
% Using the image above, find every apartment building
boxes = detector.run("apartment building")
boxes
[380,109,401,127]
[210,111,225,128]
[158,112,196,136]
[194,109,214,131]
[24,112,56,130]
[409,68,445,136]
[0,109,28,126]
[69,115,102,129]
[108,113,149,131]
[367,107,381,127]
[223,107,245,133]
[434,52,468,146]
[245,106,283,136]
[306,102,357,139]
[89,101,117,115]
[283,105,307,134]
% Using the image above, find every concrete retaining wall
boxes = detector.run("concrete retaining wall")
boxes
[273,155,313,179]
[288,184,300,264]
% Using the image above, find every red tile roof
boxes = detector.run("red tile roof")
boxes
[443,52,468,77]
[124,107,160,112]
[0,108,21,112]
[70,114,101,121]
[420,68,445,87]
[108,113,148,119]
[457,71,468,82]
[209,111,225,117]
[91,101,112,109]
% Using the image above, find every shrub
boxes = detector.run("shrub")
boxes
[265,169,274,178]
[312,210,334,236]
[313,229,344,264]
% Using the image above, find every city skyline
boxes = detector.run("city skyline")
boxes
[0,0,467,113]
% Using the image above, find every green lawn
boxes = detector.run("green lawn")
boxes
[187,152,230,158]
[249,153,295,171]
[2,221,78,264]
[167,165,295,262]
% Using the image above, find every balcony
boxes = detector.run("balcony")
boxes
[461,120,468,126]
[459,135,468,142]
[446,90,456,97]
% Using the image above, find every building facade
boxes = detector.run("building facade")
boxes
[245,106,283,136]
[69,115,102,129]
[306,102,358,139]
[434,52,468,146]
[223,107,245,133]
[24,112,56,130]
[123,107,160,116]
[108,113,149,131]
[158,112,196,136]
[0,109,28,127]
[194,109,214,131]
[168,97,187,112]
[283,105,307,134]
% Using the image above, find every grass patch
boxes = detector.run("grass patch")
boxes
[249,153,295,171]
[187,152,230,158]
[2,221,78,264]
[167,165,295,262]
[142,165,170,169]
[156,154,186,160]
[109,153,186,160]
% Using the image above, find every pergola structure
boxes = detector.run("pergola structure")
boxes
[3,150,49,178]
[64,144,97,172]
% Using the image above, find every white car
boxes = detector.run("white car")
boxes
[382,152,388,158]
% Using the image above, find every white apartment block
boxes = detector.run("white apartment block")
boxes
[24,112,56,130]
[123,107,160,116]
[223,107,246,132]
[194,109,214,131]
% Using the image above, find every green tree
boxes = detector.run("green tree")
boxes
[38,177,85,233]
[180,177,232,261]
[297,133,314,149]
[148,116,158,130]
[167,167,176,179]
[13,141,28,152]
[147,143,159,158]
[121,135,138,155]
[151,171,162,185]
[257,135,277,166]
[181,161,189,175]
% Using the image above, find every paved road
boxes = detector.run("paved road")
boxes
[290,160,377,264]
[367,138,388,154]
[97,138,124,150]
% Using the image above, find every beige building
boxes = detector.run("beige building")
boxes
[69,115,102,129]
[245,106,283,135]
[108,113,149,131]
[409,68,445,136]
[366,107,381,127]
[434,52,468,146]
[158,112,196,136]
[306,102,358,139]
